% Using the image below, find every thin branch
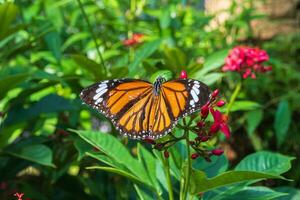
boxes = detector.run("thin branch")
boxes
[76,0,107,76]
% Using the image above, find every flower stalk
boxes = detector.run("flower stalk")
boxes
[226,81,242,115]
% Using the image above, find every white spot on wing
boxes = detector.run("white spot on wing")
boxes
[192,86,200,95]
[93,89,107,100]
[191,89,199,102]
[190,99,195,106]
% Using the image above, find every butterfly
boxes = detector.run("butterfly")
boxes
[80,76,210,139]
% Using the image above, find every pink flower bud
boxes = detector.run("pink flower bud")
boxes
[211,149,224,156]
[201,105,209,118]
[191,153,199,159]
[200,136,210,142]
[216,100,226,107]
[211,89,219,98]
[164,150,169,158]
[197,121,205,128]
[179,70,188,79]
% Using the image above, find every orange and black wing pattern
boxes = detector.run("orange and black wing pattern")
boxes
[80,78,210,139]
[150,79,210,137]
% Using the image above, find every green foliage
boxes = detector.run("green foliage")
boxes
[0,0,299,199]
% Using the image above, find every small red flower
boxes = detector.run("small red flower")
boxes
[211,149,224,156]
[211,89,219,98]
[200,104,209,118]
[197,121,205,128]
[14,192,24,200]
[200,135,210,142]
[216,100,226,107]
[191,153,199,159]
[209,108,231,138]
[222,46,272,79]
[164,150,169,158]
[122,33,144,47]
[179,70,188,79]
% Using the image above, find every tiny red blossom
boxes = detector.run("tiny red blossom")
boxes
[211,89,219,98]
[216,100,226,107]
[14,192,24,200]
[179,70,188,79]
[191,153,199,159]
[222,46,272,79]
[210,108,231,138]
[211,149,224,156]
[197,121,205,128]
[122,33,144,47]
[200,104,209,118]
[164,150,169,158]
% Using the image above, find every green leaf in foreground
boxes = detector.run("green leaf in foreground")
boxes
[71,130,152,186]
[189,169,285,194]
[235,151,294,175]
[273,187,300,200]
[222,186,287,200]
[274,100,291,147]
[8,144,55,167]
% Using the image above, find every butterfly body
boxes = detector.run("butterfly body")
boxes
[80,77,210,139]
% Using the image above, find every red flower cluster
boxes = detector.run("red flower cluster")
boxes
[222,46,272,79]
[190,89,229,160]
[122,33,144,47]
[199,89,230,138]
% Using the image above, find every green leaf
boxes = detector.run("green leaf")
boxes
[274,100,291,147]
[8,144,55,167]
[163,47,186,73]
[196,72,223,86]
[44,31,62,61]
[134,184,154,200]
[61,32,89,52]
[159,8,171,29]
[189,169,285,194]
[0,72,31,97]
[221,186,287,200]
[150,70,173,82]
[72,54,105,80]
[193,155,228,178]
[129,40,161,75]
[72,130,152,186]
[235,151,294,175]
[87,166,145,185]
[199,49,229,75]
[0,2,19,40]
[273,187,300,200]
[229,101,261,112]
[86,152,128,171]
[246,109,263,135]
[4,94,76,126]
[74,138,92,161]
[137,144,161,194]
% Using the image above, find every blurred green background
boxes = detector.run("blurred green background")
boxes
[0,0,299,199]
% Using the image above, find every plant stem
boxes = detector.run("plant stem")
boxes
[76,0,107,76]
[226,81,242,115]
[183,130,191,200]
[162,152,174,200]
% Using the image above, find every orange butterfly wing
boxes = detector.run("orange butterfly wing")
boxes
[80,78,210,139]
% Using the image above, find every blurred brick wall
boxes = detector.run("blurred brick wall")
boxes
[205,0,300,39]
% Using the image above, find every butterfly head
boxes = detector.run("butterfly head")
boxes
[153,76,166,96]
